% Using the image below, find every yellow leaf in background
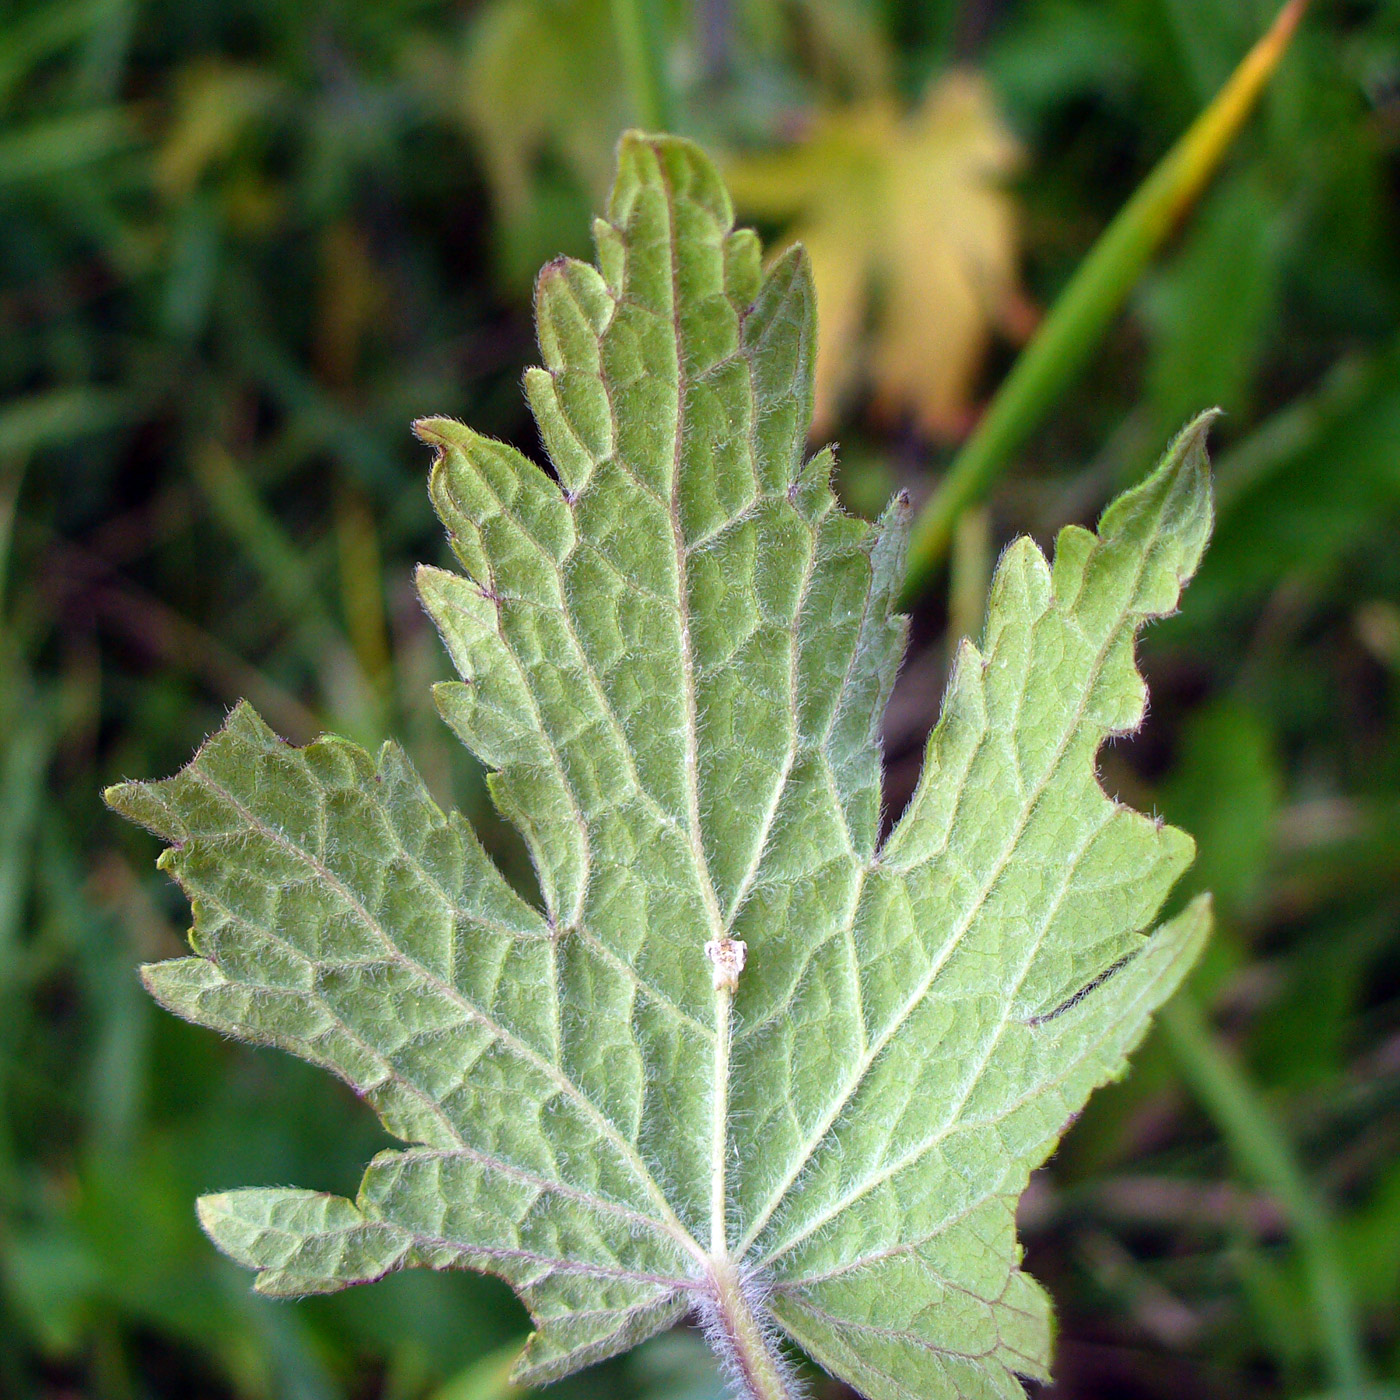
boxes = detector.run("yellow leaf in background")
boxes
[727,72,1026,439]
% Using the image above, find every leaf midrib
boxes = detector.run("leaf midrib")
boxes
[645,161,841,1266]
[647,160,732,1264]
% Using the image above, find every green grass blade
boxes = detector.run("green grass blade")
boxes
[900,0,1309,604]
[190,443,380,736]
[608,0,671,132]
[0,388,132,458]
[0,107,134,186]
[1160,994,1369,1392]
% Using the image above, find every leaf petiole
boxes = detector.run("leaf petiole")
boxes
[705,1258,800,1400]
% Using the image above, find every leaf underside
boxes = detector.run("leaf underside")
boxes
[106,132,1214,1400]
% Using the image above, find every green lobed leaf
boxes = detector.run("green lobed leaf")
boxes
[106,132,1215,1400]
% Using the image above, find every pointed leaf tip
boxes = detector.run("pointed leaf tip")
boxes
[1096,409,1217,593]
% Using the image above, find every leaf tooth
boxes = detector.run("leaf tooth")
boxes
[531,259,616,494]
[870,488,912,586]
[880,637,989,871]
[416,566,502,677]
[536,255,613,344]
[196,1188,414,1298]
[789,444,836,521]
[981,535,1053,659]
[422,425,575,599]
[104,778,185,842]
[1072,411,1216,636]
[592,215,624,293]
[722,225,762,309]
[102,698,273,843]
[742,242,817,492]
[524,365,599,495]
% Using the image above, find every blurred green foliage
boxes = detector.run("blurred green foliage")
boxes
[3,1,1399,1397]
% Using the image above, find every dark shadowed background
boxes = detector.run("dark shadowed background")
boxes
[3,1,1400,1397]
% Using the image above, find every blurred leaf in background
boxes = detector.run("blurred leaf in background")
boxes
[449,0,630,287]
[727,71,1028,438]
